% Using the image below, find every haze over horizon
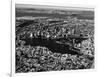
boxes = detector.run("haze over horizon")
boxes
[16,4,94,11]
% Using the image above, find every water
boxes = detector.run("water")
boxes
[22,36,81,55]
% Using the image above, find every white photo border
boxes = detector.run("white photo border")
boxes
[11,0,96,77]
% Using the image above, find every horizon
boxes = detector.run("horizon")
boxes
[16,4,94,12]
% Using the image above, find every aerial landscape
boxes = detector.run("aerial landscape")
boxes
[15,4,94,73]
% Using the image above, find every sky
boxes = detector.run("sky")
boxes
[16,4,94,11]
